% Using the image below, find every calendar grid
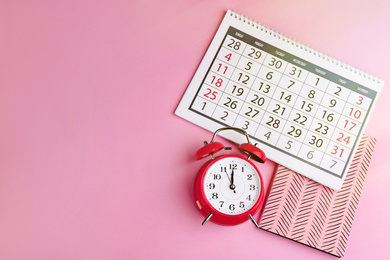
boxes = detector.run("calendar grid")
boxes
[187,26,378,180]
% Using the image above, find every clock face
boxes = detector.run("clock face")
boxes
[203,156,261,215]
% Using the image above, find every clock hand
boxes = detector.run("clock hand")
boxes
[229,169,236,193]
[223,168,232,184]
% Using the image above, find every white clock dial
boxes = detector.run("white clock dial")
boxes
[203,157,261,215]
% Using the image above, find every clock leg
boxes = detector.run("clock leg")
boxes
[248,214,260,228]
[202,212,213,226]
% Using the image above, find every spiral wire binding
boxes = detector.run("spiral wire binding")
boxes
[229,10,382,84]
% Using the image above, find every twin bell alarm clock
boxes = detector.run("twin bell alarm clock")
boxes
[193,127,266,227]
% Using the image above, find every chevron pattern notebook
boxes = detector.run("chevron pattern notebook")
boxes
[258,135,376,257]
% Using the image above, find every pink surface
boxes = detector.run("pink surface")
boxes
[0,1,389,259]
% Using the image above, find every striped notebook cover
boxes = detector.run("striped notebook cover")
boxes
[258,135,376,258]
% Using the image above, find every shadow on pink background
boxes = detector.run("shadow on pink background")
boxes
[0,1,389,259]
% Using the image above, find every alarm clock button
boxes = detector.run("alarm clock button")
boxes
[238,143,266,163]
[195,142,224,160]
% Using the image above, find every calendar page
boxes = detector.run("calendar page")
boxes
[175,10,384,190]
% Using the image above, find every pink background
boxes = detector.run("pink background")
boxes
[1,0,389,259]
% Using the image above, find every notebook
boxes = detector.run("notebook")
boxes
[175,10,384,190]
[258,135,376,257]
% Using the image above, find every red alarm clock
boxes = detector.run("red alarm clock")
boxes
[194,127,266,226]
